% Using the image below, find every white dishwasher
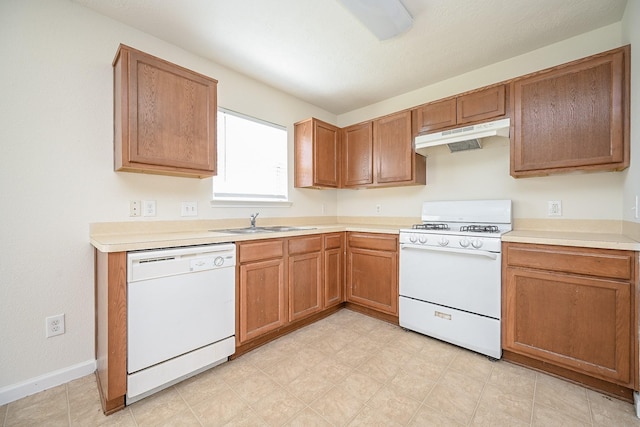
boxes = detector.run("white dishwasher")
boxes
[126,243,236,404]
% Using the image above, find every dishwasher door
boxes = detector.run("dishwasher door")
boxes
[127,243,236,375]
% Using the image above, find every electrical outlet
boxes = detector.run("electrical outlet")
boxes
[142,200,156,217]
[376,204,381,215]
[321,204,325,215]
[181,201,198,217]
[635,195,639,219]
[46,314,65,338]
[548,200,562,217]
[129,200,140,217]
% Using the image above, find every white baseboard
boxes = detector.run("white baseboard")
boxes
[0,359,96,406]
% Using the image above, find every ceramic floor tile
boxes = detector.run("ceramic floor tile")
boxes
[310,384,365,426]
[366,386,422,425]
[423,370,485,426]
[251,387,306,426]
[534,373,592,424]
[4,384,69,427]
[448,349,496,383]
[472,383,533,425]
[488,360,536,399]
[7,309,640,426]
[532,403,592,427]
[128,387,192,427]
[284,407,333,427]
[407,404,466,427]
[587,389,640,426]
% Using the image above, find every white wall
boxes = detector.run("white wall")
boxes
[336,24,629,222]
[0,0,338,391]
[622,0,640,226]
[0,0,634,397]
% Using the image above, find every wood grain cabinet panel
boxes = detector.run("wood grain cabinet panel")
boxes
[113,44,217,178]
[346,233,398,316]
[412,84,507,134]
[288,236,323,321]
[323,233,344,308]
[237,240,286,344]
[294,118,341,188]
[512,45,629,177]
[502,242,637,389]
[342,122,373,187]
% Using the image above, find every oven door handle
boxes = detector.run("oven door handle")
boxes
[400,243,498,260]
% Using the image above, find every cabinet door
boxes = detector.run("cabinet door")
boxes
[323,233,344,308]
[503,267,632,385]
[288,236,323,322]
[346,233,398,315]
[412,98,457,134]
[512,46,628,176]
[342,122,373,187]
[374,111,413,184]
[114,44,217,178]
[238,258,286,343]
[294,118,340,188]
[457,85,506,125]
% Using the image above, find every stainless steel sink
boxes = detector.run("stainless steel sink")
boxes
[212,226,316,234]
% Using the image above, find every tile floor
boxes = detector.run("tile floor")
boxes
[2,308,640,426]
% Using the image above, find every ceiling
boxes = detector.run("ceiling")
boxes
[72,0,628,115]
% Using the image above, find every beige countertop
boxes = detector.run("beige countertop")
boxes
[90,218,640,253]
[90,222,403,253]
[503,230,640,251]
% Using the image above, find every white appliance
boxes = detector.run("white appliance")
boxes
[414,118,510,153]
[126,243,236,403]
[399,200,512,359]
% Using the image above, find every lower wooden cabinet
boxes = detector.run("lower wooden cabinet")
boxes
[237,240,286,344]
[236,233,347,347]
[502,242,638,391]
[346,232,398,316]
[324,233,345,308]
[288,236,323,322]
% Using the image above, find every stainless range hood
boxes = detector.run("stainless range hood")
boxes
[415,118,510,153]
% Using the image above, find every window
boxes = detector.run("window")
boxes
[213,109,288,202]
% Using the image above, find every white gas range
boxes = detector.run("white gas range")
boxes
[399,200,512,359]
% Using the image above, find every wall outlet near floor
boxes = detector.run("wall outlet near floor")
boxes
[548,200,562,217]
[181,201,198,217]
[142,200,156,217]
[46,314,65,338]
[129,200,140,217]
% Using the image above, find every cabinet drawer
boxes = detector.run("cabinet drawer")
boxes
[239,240,284,263]
[505,243,633,280]
[348,233,397,252]
[324,233,343,250]
[288,236,322,255]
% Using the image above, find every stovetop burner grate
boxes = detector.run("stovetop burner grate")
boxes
[412,223,450,230]
[459,225,500,233]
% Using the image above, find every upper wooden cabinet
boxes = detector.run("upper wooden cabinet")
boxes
[374,110,425,186]
[412,84,507,135]
[343,111,426,188]
[294,118,341,188]
[511,45,630,177]
[342,122,373,187]
[113,44,218,178]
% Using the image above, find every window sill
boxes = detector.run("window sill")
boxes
[210,199,293,208]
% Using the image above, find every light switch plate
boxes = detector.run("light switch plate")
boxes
[181,201,198,217]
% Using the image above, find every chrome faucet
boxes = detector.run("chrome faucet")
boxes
[249,212,259,228]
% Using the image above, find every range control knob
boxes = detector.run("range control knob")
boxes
[418,235,427,244]
[409,234,417,243]
[459,239,470,248]
[438,237,449,247]
[471,239,483,249]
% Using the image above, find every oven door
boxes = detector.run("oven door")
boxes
[399,243,501,318]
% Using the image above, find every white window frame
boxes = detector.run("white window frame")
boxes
[212,108,291,207]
